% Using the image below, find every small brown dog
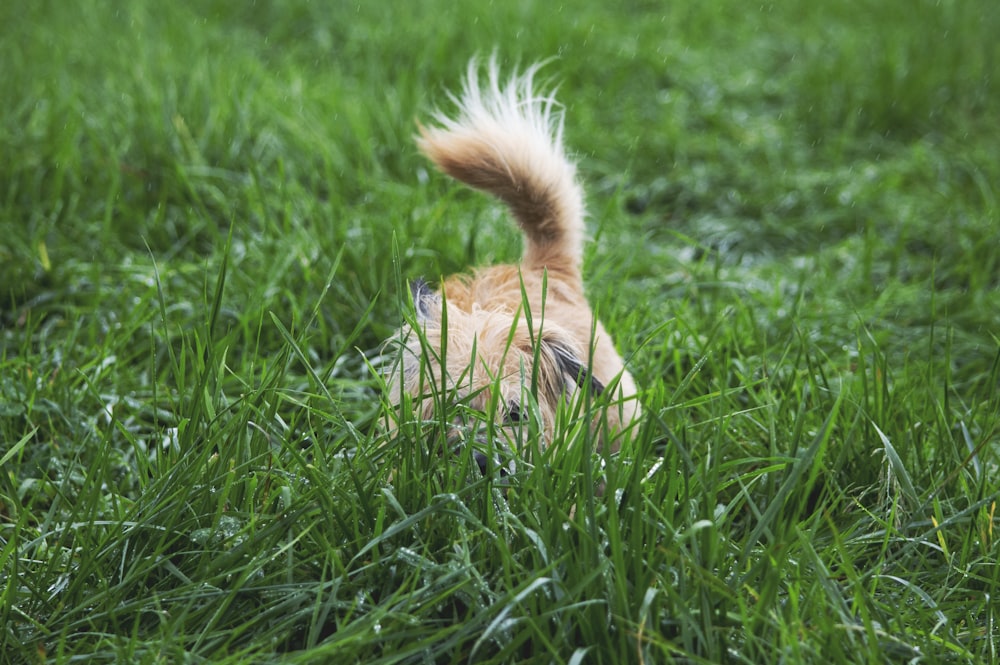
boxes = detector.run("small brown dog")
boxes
[387,60,640,467]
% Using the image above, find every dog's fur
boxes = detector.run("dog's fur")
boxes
[387,60,640,454]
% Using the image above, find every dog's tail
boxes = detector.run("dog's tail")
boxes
[417,59,585,280]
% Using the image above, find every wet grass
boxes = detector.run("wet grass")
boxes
[2,0,999,663]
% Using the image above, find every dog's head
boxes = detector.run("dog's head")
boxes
[386,279,603,472]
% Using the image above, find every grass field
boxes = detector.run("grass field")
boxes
[2,1,999,662]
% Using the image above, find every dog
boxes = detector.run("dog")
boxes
[386,59,640,472]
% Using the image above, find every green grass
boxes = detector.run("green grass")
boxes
[2,0,999,662]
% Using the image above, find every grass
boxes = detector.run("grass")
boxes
[2,0,999,662]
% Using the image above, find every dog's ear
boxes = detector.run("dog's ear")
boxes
[410,278,439,323]
[543,337,605,397]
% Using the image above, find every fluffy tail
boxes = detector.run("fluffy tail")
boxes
[416,59,585,279]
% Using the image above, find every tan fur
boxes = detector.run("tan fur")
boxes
[387,59,640,453]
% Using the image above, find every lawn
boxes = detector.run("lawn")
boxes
[2,1,999,663]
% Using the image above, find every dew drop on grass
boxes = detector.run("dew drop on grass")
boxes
[217,514,243,540]
[191,515,246,547]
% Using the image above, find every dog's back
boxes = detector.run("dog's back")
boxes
[416,59,585,282]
